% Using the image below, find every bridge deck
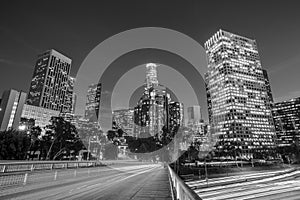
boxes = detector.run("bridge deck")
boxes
[0,164,173,200]
[130,167,173,200]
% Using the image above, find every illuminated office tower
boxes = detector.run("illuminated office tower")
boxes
[0,89,27,131]
[205,73,213,124]
[134,85,169,137]
[85,83,102,122]
[262,69,274,104]
[168,102,184,131]
[134,63,184,137]
[26,49,72,113]
[204,30,277,158]
[273,97,300,147]
[67,76,76,114]
[145,63,159,88]
[60,76,76,121]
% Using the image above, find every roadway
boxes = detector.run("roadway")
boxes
[186,167,300,200]
[0,162,173,200]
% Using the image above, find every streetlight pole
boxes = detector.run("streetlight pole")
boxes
[87,136,91,161]
[205,157,208,187]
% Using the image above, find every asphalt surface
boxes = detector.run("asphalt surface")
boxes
[186,168,300,200]
[0,163,173,200]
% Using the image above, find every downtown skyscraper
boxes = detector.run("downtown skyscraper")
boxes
[134,63,183,137]
[273,97,300,147]
[0,89,27,131]
[205,30,277,159]
[26,49,72,114]
[85,83,102,122]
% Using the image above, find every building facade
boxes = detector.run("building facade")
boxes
[60,76,76,121]
[21,104,60,128]
[134,63,184,137]
[262,69,274,104]
[205,30,277,159]
[112,108,135,137]
[273,97,300,147]
[168,102,184,132]
[26,49,72,114]
[187,105,202,132]
[85,83,102,122]
[0,89,27,131]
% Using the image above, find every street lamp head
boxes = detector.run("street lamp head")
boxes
[18,125,27,131]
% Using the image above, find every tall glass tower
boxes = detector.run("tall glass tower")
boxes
[205,30,277,159]
[134,63,183,137]
[145,63,159,89]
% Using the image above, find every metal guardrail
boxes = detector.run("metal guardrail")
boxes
[167,165,202,200]
[0,160,148,189]
[0,166,106,188]
[0,161,102,173]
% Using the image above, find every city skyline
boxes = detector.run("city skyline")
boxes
[1,2,300,199]
[1,1,300,105]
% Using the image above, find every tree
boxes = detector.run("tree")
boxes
[107,130,116,141]
[26,126,42,160]
[44,117,84,160]
[0,130,31,160]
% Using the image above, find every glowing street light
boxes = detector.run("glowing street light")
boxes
[18,125,26,131]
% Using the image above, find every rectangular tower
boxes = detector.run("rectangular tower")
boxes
[85,83,102,122]
[187,105,202,123]
[204,30,277,158]
[273,97,300,147]
[26,49,72,113]
[0,89,27,131]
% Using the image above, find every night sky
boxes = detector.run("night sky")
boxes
[1,0,300,122]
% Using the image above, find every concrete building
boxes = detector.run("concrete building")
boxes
[0,89,27,131]
[21,104,60,128]
[26,49,72,114]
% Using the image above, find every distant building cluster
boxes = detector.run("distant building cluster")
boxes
[133,63,184,137]
[0,49,101,135]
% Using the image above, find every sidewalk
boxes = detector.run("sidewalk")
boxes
[131,167,173,200]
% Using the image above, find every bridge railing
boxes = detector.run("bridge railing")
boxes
[0,160,109,189]
[167,165,202,200]
[0,160,102,173]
